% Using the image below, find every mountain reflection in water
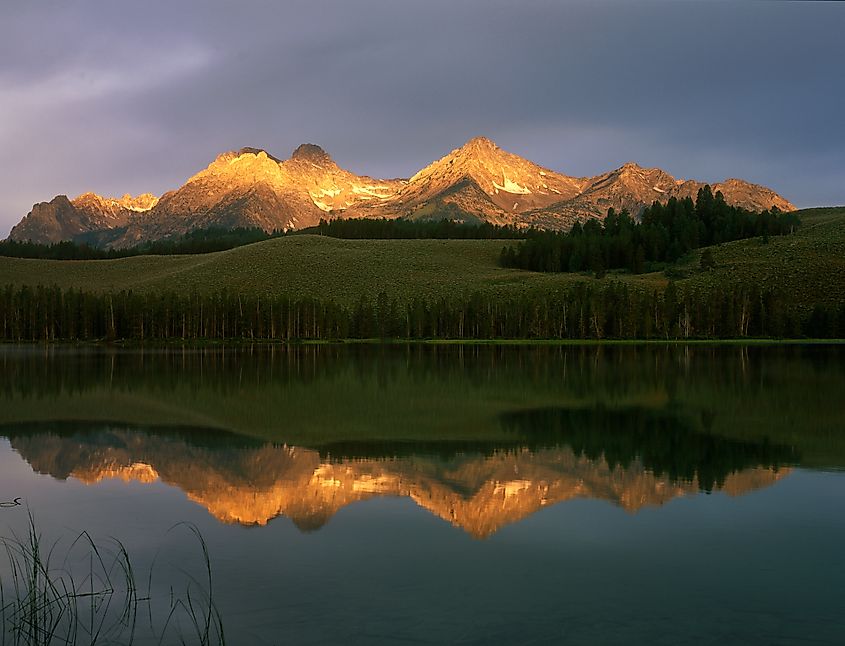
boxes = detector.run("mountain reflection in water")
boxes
[1,343,841,536]
[1,345,843,646]
[5,415,794,538]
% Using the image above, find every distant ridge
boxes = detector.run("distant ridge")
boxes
[8,138,795,247]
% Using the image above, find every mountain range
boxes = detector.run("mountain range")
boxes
[8,137,795,247]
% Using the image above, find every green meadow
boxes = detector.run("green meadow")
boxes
[0,206,841,312]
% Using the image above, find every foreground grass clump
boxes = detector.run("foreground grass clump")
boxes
[0,517,224,646]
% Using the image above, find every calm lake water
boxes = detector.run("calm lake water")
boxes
[0,343,843,645]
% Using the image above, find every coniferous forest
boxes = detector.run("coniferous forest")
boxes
[0,227,284,260]
[307,217,524,239]
[1,283,843,342]
[499,187,801,274]
[0,217,523,260]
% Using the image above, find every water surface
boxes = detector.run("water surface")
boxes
[0,344,843,644]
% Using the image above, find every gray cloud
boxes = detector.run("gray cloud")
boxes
[1,0,843,235]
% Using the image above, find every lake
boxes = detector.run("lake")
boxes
[0,343,843,645]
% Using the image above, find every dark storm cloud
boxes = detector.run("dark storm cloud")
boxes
[1,0,843,234]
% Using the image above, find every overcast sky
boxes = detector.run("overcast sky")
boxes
[1,0,843,235]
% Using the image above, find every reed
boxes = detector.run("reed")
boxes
[0,514,225,645]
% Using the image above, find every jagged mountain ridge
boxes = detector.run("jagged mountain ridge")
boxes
[7,137,795,246]
[343,136,588,226]
[104,145,404,248]
[8,192,158,244]
[525,162,795,228]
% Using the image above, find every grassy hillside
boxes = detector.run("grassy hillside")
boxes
[679,207,845,309]
[0,236,664,305]
[0,206,842,308]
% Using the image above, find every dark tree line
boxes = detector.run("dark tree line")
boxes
[500,187,802,274]
[0,227,283,260]
[1,283,841,342]
[302,217,525,240]
[1,217,531,261]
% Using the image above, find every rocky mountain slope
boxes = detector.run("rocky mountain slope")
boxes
[7,138,795,246]
[524,162,796,229]
[104,145,403,248]
[345,137,587,225]
[8,192,157,244]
